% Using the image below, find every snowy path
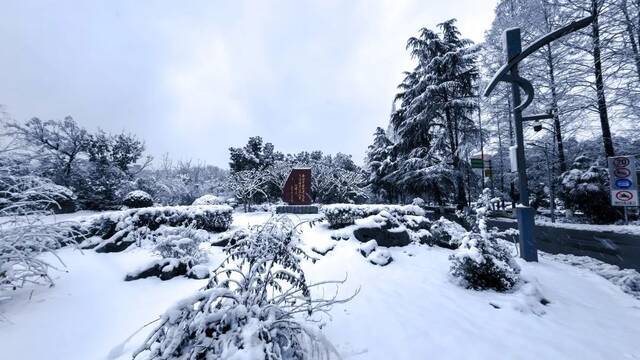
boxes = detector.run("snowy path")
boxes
[1,212,639,359]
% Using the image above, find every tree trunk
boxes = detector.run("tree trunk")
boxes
[445,107,467,209]
[621,0,640,80]
[545,44,567,173]
[591,1,615,157]
[452,155,467,209]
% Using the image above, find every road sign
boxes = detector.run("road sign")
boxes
[615,178,633,189]
[608,155,638,207]
[470,158,484,169]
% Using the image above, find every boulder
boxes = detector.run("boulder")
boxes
[94,230,136,253]
[353,223,411,247]
[368,249,393,266]
[125,259,189,281]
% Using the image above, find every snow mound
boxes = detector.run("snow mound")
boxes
[358,240,378,257]
[546,253,640,299]
[312,241,337,256]
[192,194,224,205]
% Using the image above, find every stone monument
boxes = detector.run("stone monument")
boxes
[276,167,318,214]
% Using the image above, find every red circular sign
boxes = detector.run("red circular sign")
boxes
[615,191,634,201]
[613,157,630,167]
[614,168,631,178]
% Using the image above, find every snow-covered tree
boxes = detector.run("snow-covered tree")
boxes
[390,19,480,208]
[365,127,398,202]
[229,136,283,173]
[0,162,79,295]
[449,188,520,291]
[227,169,270,211]
[559,156,620,223]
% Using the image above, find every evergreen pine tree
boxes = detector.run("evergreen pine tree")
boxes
[392,19,480,208]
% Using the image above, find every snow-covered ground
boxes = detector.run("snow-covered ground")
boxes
[1,211,640,359]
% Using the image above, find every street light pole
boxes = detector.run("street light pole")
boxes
[505,29,537,262]
[484,16,593,263]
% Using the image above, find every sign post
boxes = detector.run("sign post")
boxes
[608,156,638,224]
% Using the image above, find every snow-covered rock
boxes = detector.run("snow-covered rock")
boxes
[312,241,336,256]
[367,248,393,266]
[358,239,378,257]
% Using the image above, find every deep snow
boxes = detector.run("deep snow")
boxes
[1,211,639,360]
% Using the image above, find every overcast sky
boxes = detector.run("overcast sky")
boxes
[1,0,496,168]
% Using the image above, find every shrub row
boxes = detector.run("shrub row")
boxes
[79,205,233,252]
[321,204,425,228]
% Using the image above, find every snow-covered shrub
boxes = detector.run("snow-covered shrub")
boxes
[133,215,352,359]
[155,238,205,263]
[411,197,425,207]
[428,217,467,249]
[449,232,520,291]
[559,158,619,224]
[17,182,77,213]
[125,226,210,281]
[123,190,153,208]
[81,205,233,252]
[192,194,223,205]
[321,204,425,228]
[0,167,80,294]
[449,190,520,291]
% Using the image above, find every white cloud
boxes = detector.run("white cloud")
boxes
[0,0,496,167]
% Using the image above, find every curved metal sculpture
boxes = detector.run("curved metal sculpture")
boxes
[483,15,594,262]
[484,16,593,110]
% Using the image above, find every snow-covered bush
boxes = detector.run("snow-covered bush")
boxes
[428,217,467,249]
[411,197,425,207]
[449,189,520,291]
[321,204,425,228]
[125,226,210,281]
[0,167,80,294]
[133,215,353,359]
[192,194,224,205]
[80,205,233,252]
[449,232,520,291]
[155,236,204,262]
[16,182,77,213]
[559,157,619,224]
[123,190,153,208]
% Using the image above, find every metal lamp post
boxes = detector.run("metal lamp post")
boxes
[484,16,594,262]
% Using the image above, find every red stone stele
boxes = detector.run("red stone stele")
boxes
[282,168,312,205]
